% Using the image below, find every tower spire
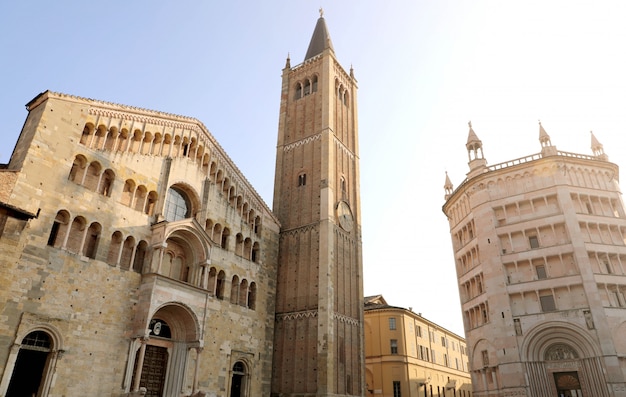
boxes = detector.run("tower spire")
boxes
[304,10,334,61]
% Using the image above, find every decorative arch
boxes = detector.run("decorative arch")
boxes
[471,338,496,369]
[164,182,201,222]
[521,321,601,361]
[149,302,200,342]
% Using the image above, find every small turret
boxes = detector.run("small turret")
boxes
[444,172,454,200]
[466,121,488,178]
[539,121,557,156]
[591,131,608,161]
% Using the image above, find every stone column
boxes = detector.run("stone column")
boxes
[132,338,148,392]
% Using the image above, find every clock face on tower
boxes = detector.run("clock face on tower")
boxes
[336,200,354,232]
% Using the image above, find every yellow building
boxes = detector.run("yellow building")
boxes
[364,296,472,397]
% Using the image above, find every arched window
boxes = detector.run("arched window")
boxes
[230,275,240,304]
[213,223,223,243]
[94,125,107,149]
[84,161,101,191]
[83,222,101,259]
[120,236,135,269]
[244,238,252,260]
[116,129,129,152]
[251,242,260,263]
[202,153,210,175]
[6,331,53,396]
[239,279,248,307]
[107,231,123,266]
[228,187,236,206]
[98,169,115,197]
[208,267,217,295]
[104,128,117,151]
[68,155,87,184]
[205,219,214,240]
[66,216,86,254]
[340,176,347,200]
[133,240,148,273]
[162,133,172,156]
[141,132,153,155]
[254,216,261,235]
[235,234,244,256]
[79,124,93,145]
[304,79,311,96]
[216,271,226,299]
[121,179,135,207]
[248,282,257,310]
[145,191,157,215]
[230,361,247,397]
[151,133,163,155]
[164,186,191,222]
[295,82,303,99]
[47,210,70,248]
[131,130,142,153]
[133,185,147,212]
[221,228,230,250]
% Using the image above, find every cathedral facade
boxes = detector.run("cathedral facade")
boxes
[443,123,626,396]
[0,14,363,397]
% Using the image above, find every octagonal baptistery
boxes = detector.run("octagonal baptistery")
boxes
[0,91,279,397]
[442,122,626,397]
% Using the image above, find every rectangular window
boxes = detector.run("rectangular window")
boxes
[390,339,398,354]
[529,235,539,249]
[393,381,401,397]
[416,325,422,338]
[429,330,435,342]
[441,336,446,347]
[536,265,547,279]
[444,353,449,367]
[389,317,396,330]
[540,295,556,312]
[482,350,489,366]
[431,349,436,363]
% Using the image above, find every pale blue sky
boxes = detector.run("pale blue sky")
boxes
[2,1,626,335]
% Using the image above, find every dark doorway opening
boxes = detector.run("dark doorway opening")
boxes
[230,361,245,397]
[6,331,51,397]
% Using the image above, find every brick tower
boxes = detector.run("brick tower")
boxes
[271,11,365,397]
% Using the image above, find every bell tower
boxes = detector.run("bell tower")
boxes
[271,11,364,397]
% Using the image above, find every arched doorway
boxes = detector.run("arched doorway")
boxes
[129,304,200,397]
[132,319,172,397]
[230,361,247,397]
[6,331,52,397]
